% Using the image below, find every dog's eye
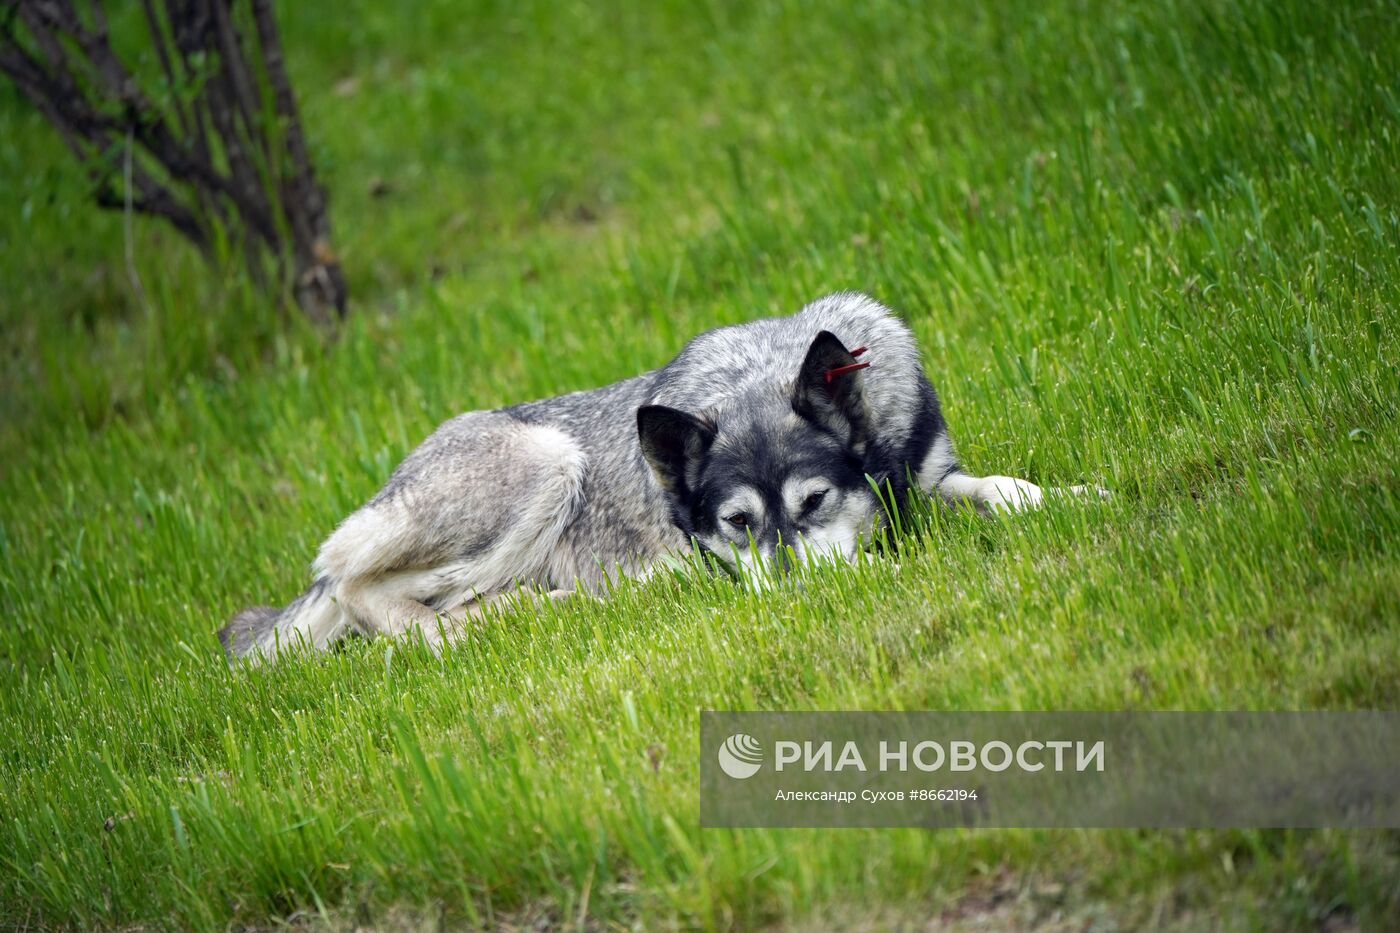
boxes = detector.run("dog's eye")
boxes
[726,512,750,529]
[802,490,828,513]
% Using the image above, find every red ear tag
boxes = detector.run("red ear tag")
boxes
[824,360,870,385]
[849,345,868,357]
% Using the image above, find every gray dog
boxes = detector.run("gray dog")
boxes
[221,292,1103,661]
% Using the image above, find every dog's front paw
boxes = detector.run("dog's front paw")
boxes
[1065,484,1112,500]
[978,476,1045,513]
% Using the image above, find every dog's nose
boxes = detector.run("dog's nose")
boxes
[772,543,800,576]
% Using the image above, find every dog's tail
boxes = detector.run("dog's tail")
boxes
[218,576,345,663]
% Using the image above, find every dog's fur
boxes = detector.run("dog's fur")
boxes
[220,292,1102,661]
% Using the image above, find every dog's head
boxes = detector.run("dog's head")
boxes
[638,331,882,579]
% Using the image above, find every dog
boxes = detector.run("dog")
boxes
[220,292,1104,661]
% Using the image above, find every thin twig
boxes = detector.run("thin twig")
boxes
[122,129,153,314]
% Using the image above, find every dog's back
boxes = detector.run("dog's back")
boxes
[651,291,937,456]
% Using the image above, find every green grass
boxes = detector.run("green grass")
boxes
[3,0,1399,927]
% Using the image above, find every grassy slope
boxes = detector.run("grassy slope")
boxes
[2,0,1399,927]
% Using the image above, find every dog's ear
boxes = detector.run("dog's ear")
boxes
[637,405,717,496]
[793,330,870,451]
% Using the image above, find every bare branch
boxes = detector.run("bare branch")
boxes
[1,0,347,320]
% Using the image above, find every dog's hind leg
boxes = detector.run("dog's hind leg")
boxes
[316,413,587,650]
[335,580,478,649]
[337,579,578,651]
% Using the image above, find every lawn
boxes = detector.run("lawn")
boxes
[2,0,1399,928]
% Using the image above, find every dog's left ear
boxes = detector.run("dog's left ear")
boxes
[793,330,870,451]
